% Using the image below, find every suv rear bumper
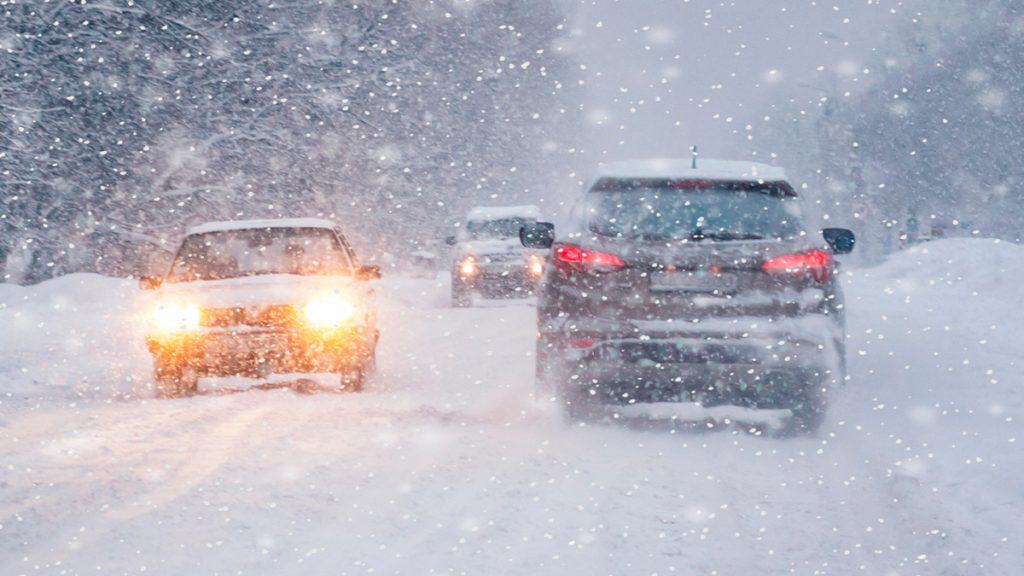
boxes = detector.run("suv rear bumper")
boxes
[146,326,376,378]
[567,356,829,407]
[541,315,842,406]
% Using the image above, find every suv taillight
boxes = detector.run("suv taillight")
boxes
[762,249,833,281]
[554,244,626,273]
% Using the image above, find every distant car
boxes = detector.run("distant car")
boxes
[448,205,547,307]
[520,159,856,434]
[140,218,381,397]
[409,249,441,278]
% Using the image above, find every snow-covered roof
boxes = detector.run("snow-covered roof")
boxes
[466,205,541,222]
[187,218,337,236]
[595,158,788,182]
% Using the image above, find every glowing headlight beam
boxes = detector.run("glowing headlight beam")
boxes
[529,254,544,277]
[152,304,201,334]
[303,297,356,329]
[459,256,478,277]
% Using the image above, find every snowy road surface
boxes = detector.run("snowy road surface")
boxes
[1,239,1021,575]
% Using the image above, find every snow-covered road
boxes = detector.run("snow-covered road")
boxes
[1,239,1021,575]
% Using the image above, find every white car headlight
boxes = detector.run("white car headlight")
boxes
[303,296,356,329]
[152,303,201,334]
[528,254,544,277]
[459,256,478,277]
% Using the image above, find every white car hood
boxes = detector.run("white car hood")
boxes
[156,274,359,309]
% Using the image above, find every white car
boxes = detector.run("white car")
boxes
[140,218,380,397]
[447,205,547,307]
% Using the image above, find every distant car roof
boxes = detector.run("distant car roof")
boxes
[187,218,337,236]
[595,158,788,182]
[466,205,541,222]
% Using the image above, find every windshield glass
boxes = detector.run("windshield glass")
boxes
[585,179,803,241]
[465,217,533,240]
[166,228,351,282]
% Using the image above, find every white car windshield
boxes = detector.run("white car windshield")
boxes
[166,228,351,282]
[465,217,534,240]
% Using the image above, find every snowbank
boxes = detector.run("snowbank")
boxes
[0,274,151,398]
[839,237,1023,574]
[850,237,1019,311]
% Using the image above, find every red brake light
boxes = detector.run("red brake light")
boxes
[554,244,625,272]
[763,249,834,281]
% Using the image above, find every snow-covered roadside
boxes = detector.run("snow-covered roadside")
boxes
[835,239,1022,573]
[0,239,1021,575]
[0,274,151,398]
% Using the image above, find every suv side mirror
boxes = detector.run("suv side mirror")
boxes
[356,265,382,280]
[444,235,458,246]
[139,275,163,290]
[823,228,856,254]
[520,222,555,249]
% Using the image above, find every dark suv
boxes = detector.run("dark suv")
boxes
[520,159,855,434]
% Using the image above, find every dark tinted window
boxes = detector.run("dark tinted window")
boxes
[586,178,804,241]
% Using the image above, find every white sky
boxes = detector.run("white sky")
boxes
[564,0,959,164]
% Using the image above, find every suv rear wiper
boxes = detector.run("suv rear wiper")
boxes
[690,229,764,242]
[637,231,766,242]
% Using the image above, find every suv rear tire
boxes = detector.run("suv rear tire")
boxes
[535,339,602,423]
[559,385,599,422]
[778,381,828,436]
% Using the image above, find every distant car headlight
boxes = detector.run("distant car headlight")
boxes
[152,303,201,334]
[303,296,356,329]
[459,256,478,277]
[528,254,544,277]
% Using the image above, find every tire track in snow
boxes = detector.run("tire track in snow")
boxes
[0,395,226,522]
[2,395,286,570]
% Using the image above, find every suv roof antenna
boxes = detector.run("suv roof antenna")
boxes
[691,145,699,169]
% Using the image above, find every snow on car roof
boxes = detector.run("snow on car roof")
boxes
[187,218,337,236]
[466,205,541,222]
[595,158,788,182]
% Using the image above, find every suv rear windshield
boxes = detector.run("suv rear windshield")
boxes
[586,178,803,241]
[167,227,351,282]
[466,217,534,241]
